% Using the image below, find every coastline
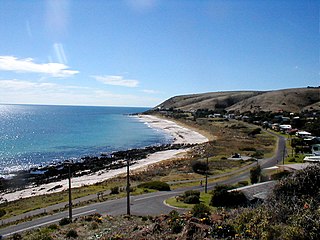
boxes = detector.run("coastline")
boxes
[0,115,208,203]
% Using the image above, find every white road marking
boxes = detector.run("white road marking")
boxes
[73,209,96,217]
[3,209,96,237]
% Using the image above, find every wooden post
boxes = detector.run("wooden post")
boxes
[205,155,208,193]
[68,162,72,222]
[126,157,131,216]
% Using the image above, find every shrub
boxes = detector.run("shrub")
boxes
[211,223,236,239]
[0,208,6,218]
[210,185,247,208]
[240,147,256,151]
[66,229,78,238]
[271,171,291,180]
[32,231,54,240]
[137,181,170,191]
[12,233,23,240]
[288,157,296,162]
[168,210,184,233]
[110,186,119,194]
[47,224,59,230]
[191,160,208,174]
[184,190,200,198]
[251,150,264,159]
[184,195,200,204]
[192,203,211,218]
[237,181,249,187]
[59,217,71,226]
[248,128,262,136]
[91,221,99,230]
[250,165,261,184]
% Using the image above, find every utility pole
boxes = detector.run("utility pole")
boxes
[205,155,208,193]
[67,160,73,222]
[126,156,131,216]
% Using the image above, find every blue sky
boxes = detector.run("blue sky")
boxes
[0,0,319,107]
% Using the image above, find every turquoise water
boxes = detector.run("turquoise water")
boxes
[0,104,172,177]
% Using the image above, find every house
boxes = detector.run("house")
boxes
[296,131,312,138]
[279,124,292,133]
[304,155,320,162]
[229,181,277,202]
[276,163,313,172]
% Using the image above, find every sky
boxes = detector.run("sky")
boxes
[0,0,319,107]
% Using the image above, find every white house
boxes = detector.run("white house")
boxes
[296,131,312,138]
[279,124,292,132]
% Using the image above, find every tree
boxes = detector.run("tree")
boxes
[250,165,261,184]
[191,160,208,174]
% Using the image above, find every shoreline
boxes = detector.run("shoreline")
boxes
[0,115,208,203]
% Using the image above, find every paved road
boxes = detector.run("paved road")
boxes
[0,133,286,237]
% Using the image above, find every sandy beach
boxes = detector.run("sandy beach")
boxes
[0,115,208,203]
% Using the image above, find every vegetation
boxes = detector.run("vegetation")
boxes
[0,208,6,218]
[137,181,171,191]
[66,229,78,238]
[181,190,201,204]
[210,185,248,208]
[110,186,119,194]
[250,165,261,184]
[59,217,71,226]
[191,160,208,174]
[191,203,211,218]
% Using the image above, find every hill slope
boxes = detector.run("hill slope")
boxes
[155,88,320,113]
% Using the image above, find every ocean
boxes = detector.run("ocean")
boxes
[0,104,172,178]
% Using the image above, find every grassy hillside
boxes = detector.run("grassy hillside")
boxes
[155,87,320,113]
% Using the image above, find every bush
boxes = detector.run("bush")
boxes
[211,223,236,239]
[240,147,256,151]
[248,128,262,136]
[168,210,184,234]
[91,221,99,230]
[250,165,261,184]
[271,171,291,180]
[0,208,6,218]
[192,203,211,218]
[59,217,71,226]
[210,185,247,208]
[12,233,23,240]
[184,195,200,204]
[66,229,78,238]
[137,181,170,191]
[184,190,200,198]
[251,150,264,159]
[237,181,249,187]
[110,186,119,194]
[47,224,59,230]
[288,157,296,162]
[191,160,208,174]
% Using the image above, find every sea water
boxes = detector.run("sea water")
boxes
[0,104,172,178]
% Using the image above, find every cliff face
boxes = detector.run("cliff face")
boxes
[155,88,320,113]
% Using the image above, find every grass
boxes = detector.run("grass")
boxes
[165,192,213,209]
[160,172,204,182]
